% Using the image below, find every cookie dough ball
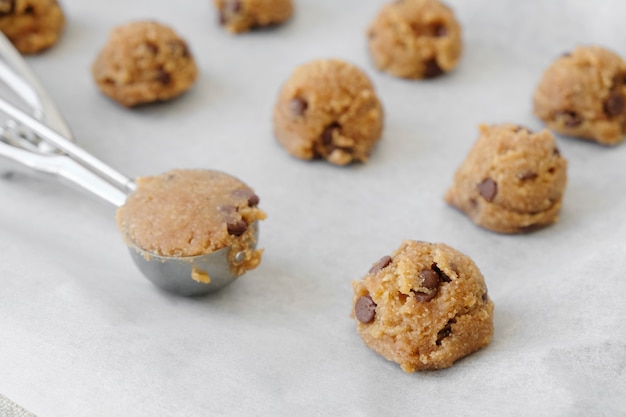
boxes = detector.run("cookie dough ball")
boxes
[92,21,198,107]
[533,46,626,145]
[445,124,567,234]
[367,0,462,79]
[0,0,65,54]
[116,169,266,276]
[272,59,384,165]
[352,241,494,372]
[214,0,293,34]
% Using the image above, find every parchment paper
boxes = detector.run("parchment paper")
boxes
[1,0,625,416]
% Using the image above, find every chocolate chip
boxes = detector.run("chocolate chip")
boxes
[518,223,542,233]
[423,58,444,79]
[557,110,583,128]
[432,22,447,37]
[289,97,308,116]
[482,292,489,302]
[145,42,159,55]
[155,69,171,85]
[478,178,497,202]
[355,295,377,324]
[436,319,456,345]
[420,269,440,289]
[369,255,392,274]
[247,194,260,206]
[604,92,625,117]
[24,5,34,14]
[227,220,248,236]
[414,269,440,302]
[321,122,341,146]
[553,147,561,156]
[218,10,227,25]
[233,189,260,206]
[612,73,626,87]
[168,40,190,58]
[414,290,437,302]
[518,171,538,181]
[432,263,451,283]
[0,0,15,17]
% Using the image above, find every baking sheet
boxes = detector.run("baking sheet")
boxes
[1,0,625,415]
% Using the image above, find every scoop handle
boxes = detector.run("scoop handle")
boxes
[0,32,74,140]
[0,97,134,206]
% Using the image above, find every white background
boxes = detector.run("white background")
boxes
[1,0,625,415]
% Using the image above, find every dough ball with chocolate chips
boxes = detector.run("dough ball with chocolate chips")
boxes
[92,21,198,107]
[445,123,568,234]
[0,0,65,54]
[352,241,494,372]
[272,59,384,165]
[116,169,267,277]
[533,46,626,145]
[367,0,462,79]
[214,0,293,34]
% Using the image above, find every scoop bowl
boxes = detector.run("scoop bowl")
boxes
[127,222,259,296]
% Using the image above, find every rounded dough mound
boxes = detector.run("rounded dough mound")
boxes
[533,45,626,145]
[117,170,267,276]
[272,59,384,165]
[445,123,568,234]
[352,241,494,372]
[0,0,65,54]
[367,0,462,79]
[214,0,293,34]
[92,21,198,107]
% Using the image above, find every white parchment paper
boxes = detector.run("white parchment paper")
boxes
[1,0,625,415]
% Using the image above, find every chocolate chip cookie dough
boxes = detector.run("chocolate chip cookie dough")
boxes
[92,21,198,107]
[214,0,293,34]
[116,169,266,276]
[367,0,462,79]
[273,59,384,165]
[533,46,626,145]
[0,0,65,54]
[352,241,493,372]
[445,124,567,234]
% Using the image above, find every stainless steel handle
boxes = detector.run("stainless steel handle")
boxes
[0,32,73,141]
[0,97,135,207]
[0,140,129,206]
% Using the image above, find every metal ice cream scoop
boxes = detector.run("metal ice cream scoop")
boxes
[0,33,257,296]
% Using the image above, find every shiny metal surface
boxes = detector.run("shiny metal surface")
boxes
[128,222,259,296]
[0,34,253,296]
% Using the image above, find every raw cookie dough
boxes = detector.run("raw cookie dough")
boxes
[272,59,384,165]
[214,0,293,34]
[0,0,65,54]
[92,21,198,107]
[533,45,626,145]
[116,169,266,276]
[445,123,567,234]
[352,240,494,372]
[367,0,462,79]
